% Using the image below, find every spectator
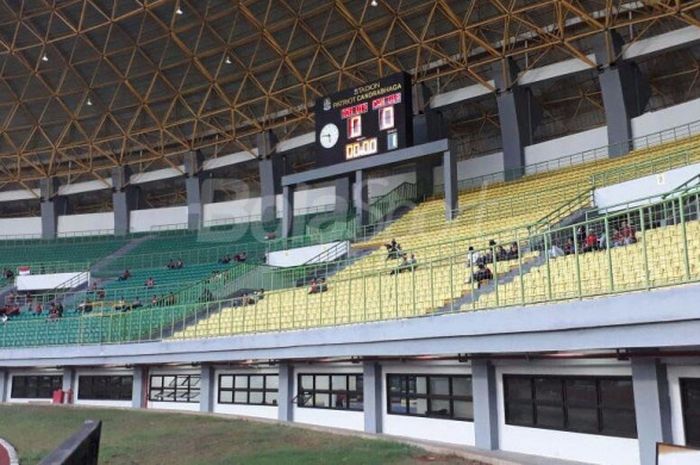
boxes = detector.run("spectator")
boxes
[151,294,159,306]
[563,238,575,255]
[472,264,493,288]
[131,297,142,309]
[583,230,598,253]
[218,254,231,264]
[507,242,519,260]
[466,246,483,268]
[620,221,637,245]
[3,268,14,280]
[549,243,565,258]
[611,228,624,248]
[166,259,175,269]
[576,225,586,249]
[5,305,19,318]
[97,288,106,299]
[78,300,93,313]
[385,239,402,261]
[309,278,319,294]
[34,303,43,316]
[118,269,131,281]
[264,232,277,241]
[495,245,508,262]
[47,304,60,321]
[145,277,155,288]
[56,302,64,318]
[238,252,247,263]
[176,258,184,269]
[114,297,127,312]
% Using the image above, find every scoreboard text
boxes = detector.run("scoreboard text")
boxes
[314,72,413,166]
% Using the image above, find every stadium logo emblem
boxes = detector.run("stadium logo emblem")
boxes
[323,98,331,111]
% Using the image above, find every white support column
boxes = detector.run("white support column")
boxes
[62,367,76,403]
[0,369,7,403]
[363,362,383,434]
[472,359,499,450]
[631,358,672,465]
[278,361,294,422]
[132,366,148,409]
[200,364,216,413]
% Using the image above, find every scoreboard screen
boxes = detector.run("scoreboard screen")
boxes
[315,72,413,166]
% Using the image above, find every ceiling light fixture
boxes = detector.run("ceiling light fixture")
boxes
[175,6,183,15]
[41,54,48,62]
[87,98,93,106]
[225,56,232,64]
[371,0,378,6]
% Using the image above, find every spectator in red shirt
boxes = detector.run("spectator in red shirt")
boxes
[583,230,598,253]
[620,221,637,245]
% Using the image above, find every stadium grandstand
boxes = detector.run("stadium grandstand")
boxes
[1,1,700,464]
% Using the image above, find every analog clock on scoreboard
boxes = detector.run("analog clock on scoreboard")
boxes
[314,72,413,166]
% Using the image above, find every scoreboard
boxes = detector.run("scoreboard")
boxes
[314,72,413,166]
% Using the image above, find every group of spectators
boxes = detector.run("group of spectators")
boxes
[465,240,519,288]
[232,289,265,306]
[2,300,64,323]
[384,239,419,275]
[166,258,184,269]
[549,221,637,257]
[308,278,328,294]
[218,252,247,264]
[2,268,14,280]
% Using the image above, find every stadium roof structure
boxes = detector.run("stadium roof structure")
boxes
[0,0,698,188]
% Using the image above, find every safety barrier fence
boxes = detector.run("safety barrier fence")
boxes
[2,183,699,347]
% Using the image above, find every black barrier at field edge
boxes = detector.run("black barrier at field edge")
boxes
[38,420,102,465]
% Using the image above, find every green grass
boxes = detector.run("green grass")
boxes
[0,405,482,465]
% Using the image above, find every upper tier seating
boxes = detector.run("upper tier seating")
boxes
[171,134,700,340]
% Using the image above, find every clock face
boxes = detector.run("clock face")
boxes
[320,123,339,149]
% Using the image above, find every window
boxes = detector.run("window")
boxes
[218,374,278,406]
[11,375,62,399]
[504,375,637,438]
[387,374,473,421]
[681,378,700,447]
[78,375,133,401]
[149,374,200,403]
[297,374,363,411]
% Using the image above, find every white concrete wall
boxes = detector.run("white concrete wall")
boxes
[203,198,261,225]
[495,362,640,465]
[594,162,700,211]
[16,272,89,291]
[130,206,188,233]
[667,364,700,446]
[631,97,700,147]
[266,241,348,267]
[72,369,133,408]
[381,362,475,446]
[6,369,62,404]
[213,368,278,420]
[0,217,42,239]
[57,212,114,236]
[292,364,365,432]
[525,126,609,171]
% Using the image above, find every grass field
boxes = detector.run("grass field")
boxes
[0,405,484,465]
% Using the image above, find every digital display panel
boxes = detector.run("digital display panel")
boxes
[315,72,413,166]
